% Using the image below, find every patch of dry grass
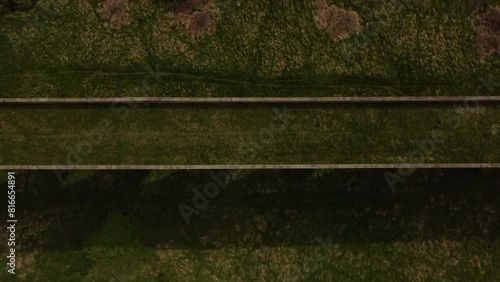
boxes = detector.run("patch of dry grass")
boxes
[314,0,361,41]
[17,251,38,280]
[169,0,220,41]
[98,0,130,30]
[475,5,500,57]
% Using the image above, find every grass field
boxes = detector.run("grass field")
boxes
[0,169,499,281]
[1,103,500,165]
[0,0,499,98]
[1,1,500,281]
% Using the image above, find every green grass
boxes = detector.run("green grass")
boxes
[0,0,499,98]
[149,241,500,281]
[3,238,498,281]
[1,103,500,165]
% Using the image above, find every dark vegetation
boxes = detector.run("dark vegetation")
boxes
[0,0,37,16]
[0,169,499,280]
[7,169,498,248]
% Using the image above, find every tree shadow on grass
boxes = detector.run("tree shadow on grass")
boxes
[3,168,498,253]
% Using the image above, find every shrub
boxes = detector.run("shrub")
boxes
[475,6,500,57]
[169,0,219,40]
[314,2,361,41]
[98,0,130,30]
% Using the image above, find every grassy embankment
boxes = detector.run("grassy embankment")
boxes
[0,0,499,98]
[1,103,500,165]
